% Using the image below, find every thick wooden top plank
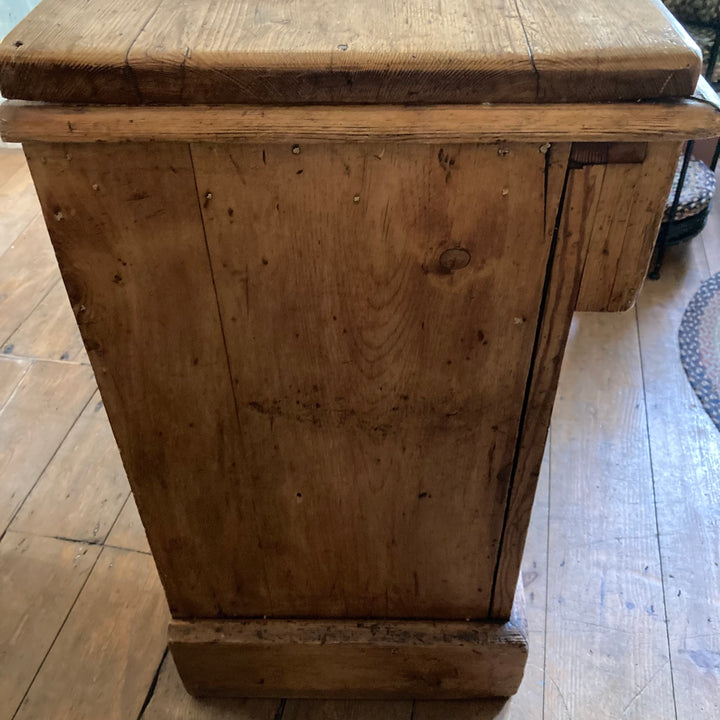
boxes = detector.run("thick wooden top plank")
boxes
[0,0,702,104]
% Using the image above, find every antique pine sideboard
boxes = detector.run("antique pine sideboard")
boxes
[1,0,719,700]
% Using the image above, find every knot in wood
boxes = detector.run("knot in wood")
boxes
[439,248,471,272]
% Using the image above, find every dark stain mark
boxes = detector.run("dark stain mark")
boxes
[112,273,122,284]
[67,121,73,133]
[3,344,13,354]
[60,352,70,361]
[682,649,720,671]
[262,258,269,265]
[626,601,635,610]
[130,191,149,201]
[418,492,428,499]
[227,207,234,217]
[262,149,267,164]
[296,169,303,175]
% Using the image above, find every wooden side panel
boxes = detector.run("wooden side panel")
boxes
[169,617,527,699]
[23,142,268,619]
[576,142,681,312]
[491,149,601,617]
[191,141,551,619]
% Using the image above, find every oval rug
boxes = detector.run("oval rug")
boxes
[679,271,720,431]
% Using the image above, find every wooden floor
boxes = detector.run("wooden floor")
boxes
[1,144,720,719]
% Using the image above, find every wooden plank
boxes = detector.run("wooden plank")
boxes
[637,240,720,718]
[141,652,280,720]
[192,140,550,619]
[575,142,682,312]
[0,153,40,256]
[0,360,96,532]
[0,147,27,185]
[106,494,151,554]
[4,100,720,145]
[5,279,86,361]
[544,311,675,719]
[515,0,700,102]
[491,144,593,617]
[23,141,262,619]
[11,391,130,544]
[0,214,58,346]
[414,452,550,719]
[283,699,412,720]
[0,355,30,409]
[0,0,698,105]
[124,0,534,105]
[14,546,169,720]
[169,617,527,699]
[0,532,100,720]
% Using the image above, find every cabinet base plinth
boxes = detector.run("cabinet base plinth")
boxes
[169,616,528,699]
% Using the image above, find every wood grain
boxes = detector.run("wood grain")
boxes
[106,495,151,554]
[0,355,30,410]
[0,0,699,104]
[4,279,86,361]
[141,653,281,720]
[0,214,59,346]
[23,141,261,619]
[515,0,701,102]
[169,617,527,699]
[14,547,169,720]
[0,360,96,532]
[4,100,720,145]
[0,532,100,720]
[490,142,574,618]
[575,142,682,312]
[544,312,674,719]
[283,699,412,720]
[11,391,129,544]
[0,151,40,256]
[192,140,550,619]
[637,241,720,718]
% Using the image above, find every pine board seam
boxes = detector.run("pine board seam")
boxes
[7,536,103,719]
[1,276,57,349]
[489,150,572,616]
[634,307,680,717]
[187,143,275,610]
[2,390,96,538]
[512,0,540,99]
[123,1,163,105]
[137,646,169,719]
[0,359,31,414]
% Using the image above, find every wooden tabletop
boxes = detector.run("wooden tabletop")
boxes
[0,0,702,105]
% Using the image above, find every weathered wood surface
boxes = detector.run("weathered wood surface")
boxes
[0,360,96,533]
[0,532,99,720]
[26,139,552,622]
[545,312,676,719]
[13,547,169,720]
[0,0,699,105]
[575,142,682,312]
[169,617,527,699]
[23,141,249,619]
[11,391,129,544]
[191,140,550,619]
[4,100,720,145]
